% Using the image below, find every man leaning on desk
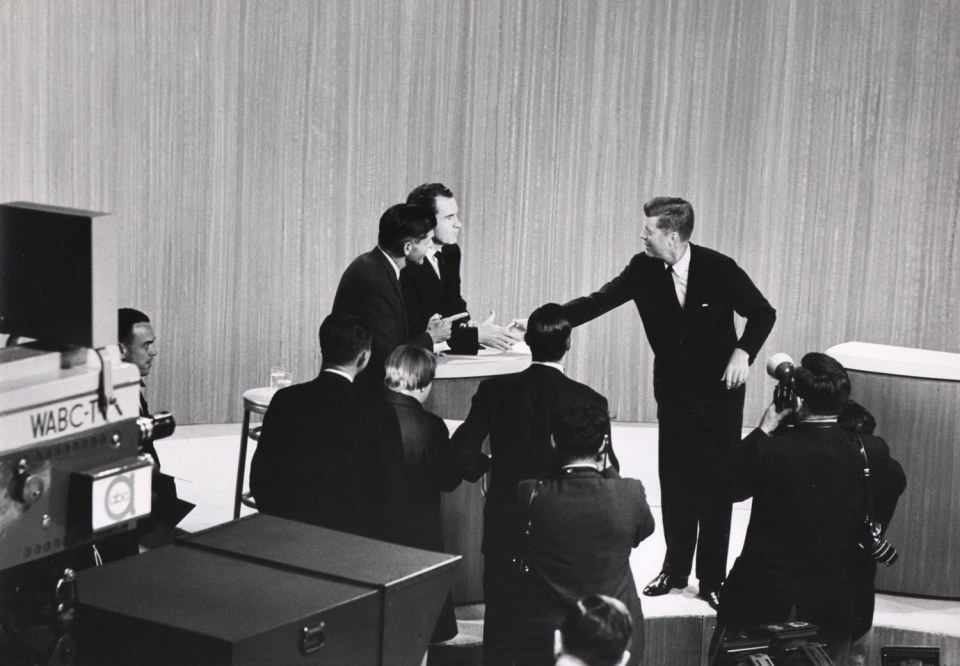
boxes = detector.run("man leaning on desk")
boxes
[401,182,522,351]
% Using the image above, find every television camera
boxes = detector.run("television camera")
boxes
[0,202,173,665]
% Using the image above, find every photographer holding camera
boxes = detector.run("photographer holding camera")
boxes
[709,353,906,665]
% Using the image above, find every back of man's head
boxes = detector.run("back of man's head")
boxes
[378,203,437,257]
[552,397,610,465]
[643,196,694,241]
[319,313,372,368]
[118,307,150,345]
[407,182,454,213]
[525,303,571,363]
[795,352,851,415]
[557,595,632,666]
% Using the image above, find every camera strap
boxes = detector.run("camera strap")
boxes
[856,434,878,526]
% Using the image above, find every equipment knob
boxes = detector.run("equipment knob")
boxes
[15,459,45,504]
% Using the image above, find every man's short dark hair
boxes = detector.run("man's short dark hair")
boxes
[559,594,632,666]
[643,196,694,241]
[552,397,610,464]
[524,303,571,363]
[406,182,454,214]
[377,203,437,257]
[319,313,372,367]
[118,308,150,344]
[795,352,851,414]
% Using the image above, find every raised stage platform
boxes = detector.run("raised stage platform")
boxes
[154,421,960,664]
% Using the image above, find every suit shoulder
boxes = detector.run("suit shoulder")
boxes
[555,374,607,404]
[690,243,734,265]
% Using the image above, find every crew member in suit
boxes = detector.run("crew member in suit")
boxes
[402,182,522,351]
[117,308,193,550]
[560,197,776,609]
[250,313,385,537]
[514,397,655,665]
[331,202,452,393]
[709,353,905,665]
[377,344,463,642]
[449,303,619,664]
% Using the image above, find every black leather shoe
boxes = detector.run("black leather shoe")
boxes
[697,588,721,611]
[642,572,688,596]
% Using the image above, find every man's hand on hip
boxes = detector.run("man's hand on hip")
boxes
[722,348,750,389]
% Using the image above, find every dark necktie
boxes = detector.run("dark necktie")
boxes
[665,265,685,311]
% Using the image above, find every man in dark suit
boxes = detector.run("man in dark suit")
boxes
[401,183,522,351]
[561,197,776,609]
[449,303,619,663]
[116,308,193,550]
[332,202,451,393]
[516,397,655,665]
[250,313,385,537]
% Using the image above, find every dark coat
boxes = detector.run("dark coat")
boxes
[331,248,433,393]
[515,469,655,665]
[375,390,463,643]
[249,372,385,537]
[449,364,618,558]
[716,423,906,640]
[400,243,468,336]
[562,243,776,406]
[376,391,462,552]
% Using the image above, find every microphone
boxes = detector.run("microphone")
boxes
[766,353,798,412]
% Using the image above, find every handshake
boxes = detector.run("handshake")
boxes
[428,312,525,352]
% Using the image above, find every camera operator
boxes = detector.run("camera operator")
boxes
[709,353,906,665]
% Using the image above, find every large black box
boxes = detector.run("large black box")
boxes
[76,515,460,665]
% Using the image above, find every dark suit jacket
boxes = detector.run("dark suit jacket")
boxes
[562,244,776,406]
[376,391,462,552]
[716,423,906,640]
[332,248,433,392]
[449,364,618,557]
[249,372,385,537]
[516,469,655,665]
[401,243,468,336]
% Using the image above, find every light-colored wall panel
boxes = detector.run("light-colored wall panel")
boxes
[2,0,958,425]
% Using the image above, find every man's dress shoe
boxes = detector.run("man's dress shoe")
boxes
[697,588,721,611]
[642,572,688,596]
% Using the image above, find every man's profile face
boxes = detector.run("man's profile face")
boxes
[432,196,462,245]
[639,217,672,261]
[121,322,158,377]
[404,229,435,265]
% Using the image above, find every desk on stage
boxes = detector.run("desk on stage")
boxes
[827,341,960,599]
[424,346,532,604]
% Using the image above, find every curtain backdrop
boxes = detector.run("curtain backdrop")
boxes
[2,0,958,424]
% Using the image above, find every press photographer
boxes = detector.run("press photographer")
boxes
[709,352,906,665]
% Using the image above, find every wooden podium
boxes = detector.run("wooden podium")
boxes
[827,342,960,599]
[424,347,531,604]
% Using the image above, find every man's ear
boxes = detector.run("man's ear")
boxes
[402,239,413,258]
[356,348,371,372]
[118,342,128,359]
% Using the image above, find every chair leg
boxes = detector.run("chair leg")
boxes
[234,409,251,519]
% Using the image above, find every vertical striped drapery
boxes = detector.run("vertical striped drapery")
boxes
[1,0,958,424]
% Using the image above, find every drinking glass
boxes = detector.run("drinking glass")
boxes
[269,366,292,389]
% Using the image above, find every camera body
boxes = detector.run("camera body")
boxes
[766,353,799,413]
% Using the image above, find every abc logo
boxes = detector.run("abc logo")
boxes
[104,473,136,520]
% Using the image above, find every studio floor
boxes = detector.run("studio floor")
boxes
[158,419,960,641]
